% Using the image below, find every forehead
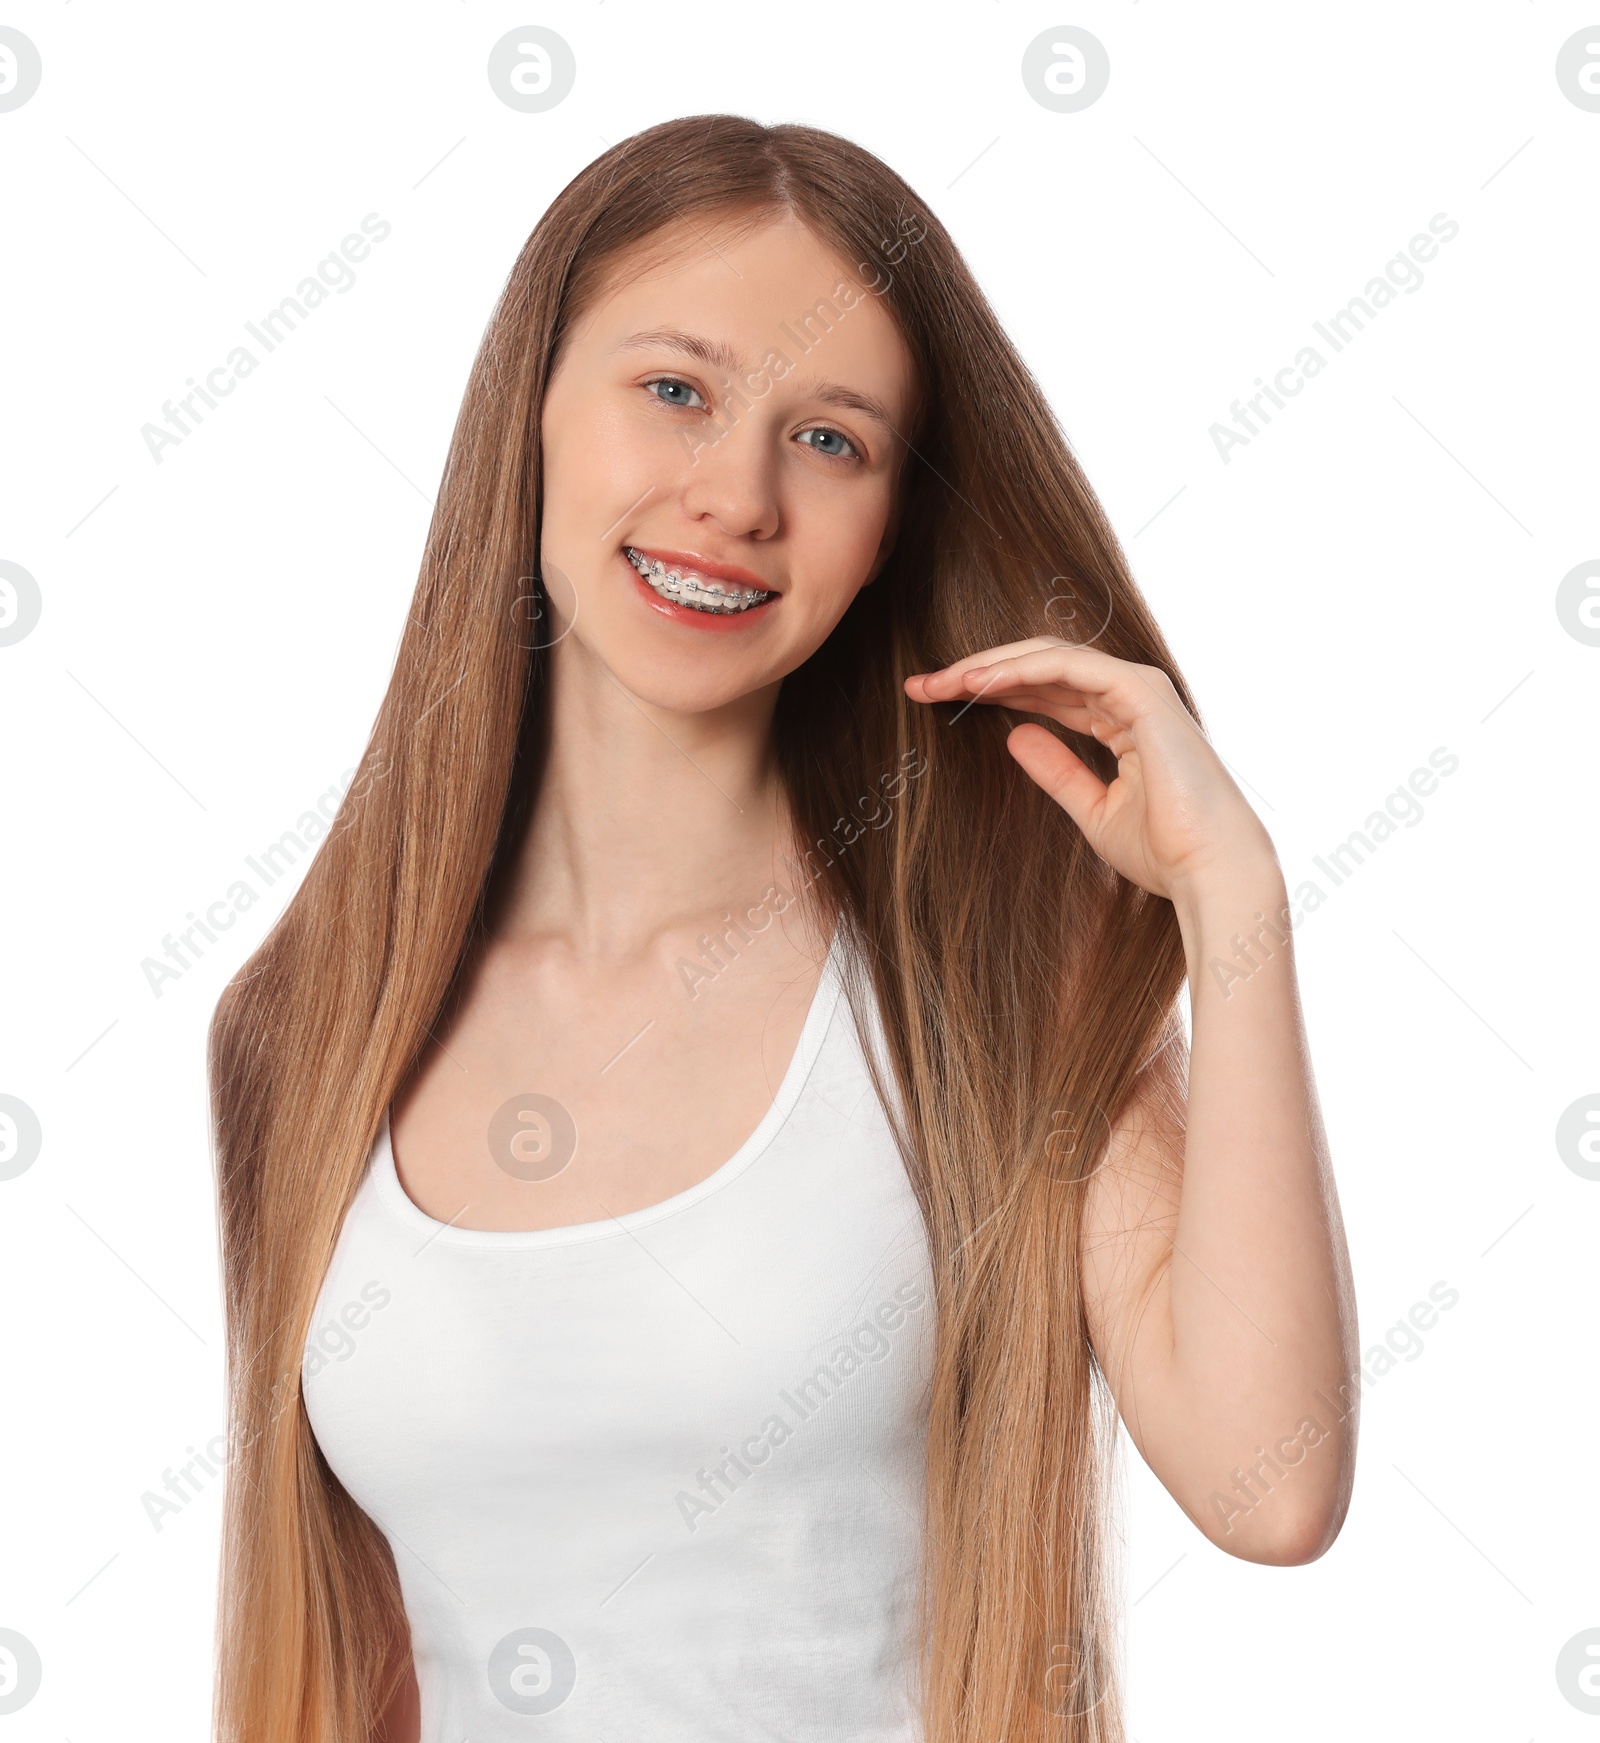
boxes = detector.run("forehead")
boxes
[566,213,917,418]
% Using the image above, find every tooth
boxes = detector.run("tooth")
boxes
[628,547,768,613]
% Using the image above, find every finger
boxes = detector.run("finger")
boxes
[1005,723,1109,835]
[946,680,1099,716]
[909,635,1069,676]
[940,681,1133,745]
[904,637,1071,692]
[926,688,1140,764]
[903,671,949,703]
[966,645,1156,698]
[964,650,1195,733]
[950,686,1102,735]
[913,662,1101,711]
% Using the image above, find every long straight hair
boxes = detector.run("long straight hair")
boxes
[208,114,1194,1743]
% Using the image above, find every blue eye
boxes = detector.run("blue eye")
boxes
[796,426,859,461]
[646,377,705,409]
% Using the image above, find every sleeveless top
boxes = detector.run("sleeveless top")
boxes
[301,930,937,1740]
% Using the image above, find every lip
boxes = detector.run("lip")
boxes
[619,545,780,633]
[627,546,777,592]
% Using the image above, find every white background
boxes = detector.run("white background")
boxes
[2,3,1597,1738]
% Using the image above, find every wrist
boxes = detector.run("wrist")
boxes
[1169,850,1289,940]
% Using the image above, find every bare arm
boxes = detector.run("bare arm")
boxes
[1080,855,1358,1562]
[905,639,1360,1563]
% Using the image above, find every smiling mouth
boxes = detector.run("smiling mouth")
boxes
[623,546,775,615]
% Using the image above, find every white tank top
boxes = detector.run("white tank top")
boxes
[302,930,936,1741]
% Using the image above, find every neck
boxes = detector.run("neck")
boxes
[494,633,799,959]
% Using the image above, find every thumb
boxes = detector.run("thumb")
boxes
[1005,723,1107,836]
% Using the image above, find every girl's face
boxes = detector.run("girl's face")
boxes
[538,213,917,715]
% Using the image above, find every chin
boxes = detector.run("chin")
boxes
[629,639,786,713]
[552,612,774,715]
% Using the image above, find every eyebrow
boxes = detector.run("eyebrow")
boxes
[612,326,900,434]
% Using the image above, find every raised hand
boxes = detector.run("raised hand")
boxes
[905,636,1277,904]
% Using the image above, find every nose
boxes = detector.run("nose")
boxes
[676,417,781,543]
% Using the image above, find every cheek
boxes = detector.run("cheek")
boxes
[793,482,895,597]
[543,403,622,505]
[543,402,683,542]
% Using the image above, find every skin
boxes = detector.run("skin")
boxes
[378,211,1357,1739]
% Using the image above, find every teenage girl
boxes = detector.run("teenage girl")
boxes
[209,115,1357,1743]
